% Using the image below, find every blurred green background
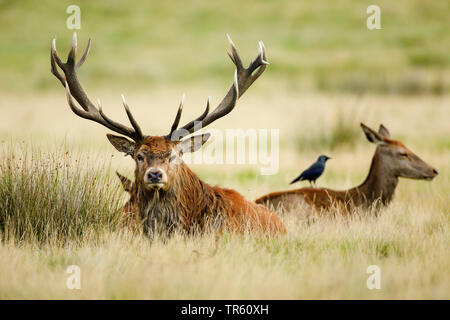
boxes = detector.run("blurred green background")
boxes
[0,0,449,94]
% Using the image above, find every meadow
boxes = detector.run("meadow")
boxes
[0,0,449,299]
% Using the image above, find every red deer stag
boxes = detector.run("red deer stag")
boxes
[256,123,438,216]
[51,33,286,236]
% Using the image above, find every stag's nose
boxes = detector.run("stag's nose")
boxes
[432,168,439,176]
[147,168,163,183]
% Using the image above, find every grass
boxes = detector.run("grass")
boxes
[296,101,362,151]
[0,91,448,299]
[0,143,123,244]
[0,0,449,300]
[0,0,449,94]
[0,198,448,299]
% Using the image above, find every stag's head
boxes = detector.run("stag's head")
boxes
[51,33,268,192]
[361,123,438,181]
[109,133,211,191]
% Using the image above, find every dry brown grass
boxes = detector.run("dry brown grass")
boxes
[0,88,448,299]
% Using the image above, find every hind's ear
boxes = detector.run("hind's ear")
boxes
[116,171,133,192]
[360,123,387,145]
[378,124,391,138]
[107,134,136,156]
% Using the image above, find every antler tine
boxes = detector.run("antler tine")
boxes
[121,94,144,140]
[169,93,185,136]
[234,39,268,96]
[52,34,96,113]
[226,33,243,71]
[67,32,77,66]
[76,38,91,69]
[246,41,269,82]
[51,33,144,142]
[51,38,66,70]
[95,96,143,141]
[178,97,210,134]
[173,35,266,139]
[50,38,66,86]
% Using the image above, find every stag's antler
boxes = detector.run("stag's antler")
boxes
[51,33,144,142]
[168,34,269,140]
[51,33,268,143]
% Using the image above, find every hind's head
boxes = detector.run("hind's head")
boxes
[361,123,438,181]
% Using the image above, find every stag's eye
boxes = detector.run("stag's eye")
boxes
[169,155,177,163]
[399,152,408,158]
[137,154,144,162]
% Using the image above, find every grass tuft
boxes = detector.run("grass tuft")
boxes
[0,143,122,245]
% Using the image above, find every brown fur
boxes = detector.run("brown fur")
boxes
[116,136,286,236]
[255,123,438,216]
[51,33,281,235]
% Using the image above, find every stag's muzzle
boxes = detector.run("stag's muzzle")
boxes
[144,168,167,190]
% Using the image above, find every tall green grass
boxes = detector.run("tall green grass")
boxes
[0,143,123,244]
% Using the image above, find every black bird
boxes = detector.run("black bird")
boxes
[290,155,331,186]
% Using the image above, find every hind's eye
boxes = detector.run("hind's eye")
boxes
[137,154,144,162]
[399,153,408,158]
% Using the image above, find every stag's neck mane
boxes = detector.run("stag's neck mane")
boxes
[136,163,224,232]
[348,149,398,207]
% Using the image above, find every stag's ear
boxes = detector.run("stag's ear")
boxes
[378,124,391,138]
[178,133,211,154]
[107,134,136,156]
[116,171,133,192]
[360,123,387,145]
